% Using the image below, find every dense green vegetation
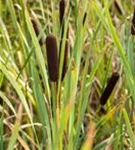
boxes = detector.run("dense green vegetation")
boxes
[0,0,135,149]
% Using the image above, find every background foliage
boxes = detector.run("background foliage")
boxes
[0,0,135,149]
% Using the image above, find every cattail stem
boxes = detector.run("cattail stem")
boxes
[46,35,58,82]
[100,72,119,105]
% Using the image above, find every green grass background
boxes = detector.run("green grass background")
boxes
[0,0,135,149]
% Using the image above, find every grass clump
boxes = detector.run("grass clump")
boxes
[0,0,135,150]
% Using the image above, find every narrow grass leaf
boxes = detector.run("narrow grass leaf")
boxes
[7,120,20,150]
[25,8,50,99]
[31,18,44,46]
[123,108,135,149]
[0,91,16,115]
[81,122,96,150]
[0,62,32,122]
[61,40,68,81]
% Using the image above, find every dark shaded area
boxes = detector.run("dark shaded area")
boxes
[59,0,65,26]
[131,9,135,35]
[100,72,119,105]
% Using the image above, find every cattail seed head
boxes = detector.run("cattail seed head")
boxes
[31,18,44,46]
[131,9,135,35]
[59,0,65,26]
[46,35,58,82]
[100,72,119,105]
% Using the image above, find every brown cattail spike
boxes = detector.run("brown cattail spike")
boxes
[59,0,65,26]
[46,35,58,82]
[31,19,44,46]
[131,9,135,35]
[100,72,119,105]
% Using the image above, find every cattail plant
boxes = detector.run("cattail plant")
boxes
[59,0,66,39]
[31,18,44,46]
[59,0,65,26]
[59,0,69,81]
[46,35,59,82]
[131,8,135,35]
[100,72,119,105]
